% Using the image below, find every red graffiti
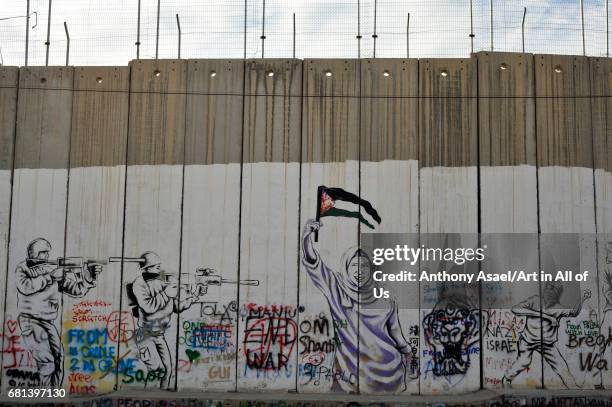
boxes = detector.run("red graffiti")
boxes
[177,359,191,373]
[6,320,17,334]
[243,316,297,371]
[0,334,24,369]
[106,311,136,343]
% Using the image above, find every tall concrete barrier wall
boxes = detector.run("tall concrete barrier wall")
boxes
[0,53,609,398]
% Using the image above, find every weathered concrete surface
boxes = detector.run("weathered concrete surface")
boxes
[591,56,612,390]
[120,60,187,391]
[418,58,479,395]
[0,67,18,390]
[359,58,420,394]
[3,66,73,392]
[299,59,360,394]
[0,54,610,400]
[178,59,244,391]
[238,59,302,391]
[63,67,130,394]
[535,54,598,390]
[477,52,541,390]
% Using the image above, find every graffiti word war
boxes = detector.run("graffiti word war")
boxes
[242,304,298,371]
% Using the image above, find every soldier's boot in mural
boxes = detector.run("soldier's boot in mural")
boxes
[140,334,174,389]
[18,314,64,387]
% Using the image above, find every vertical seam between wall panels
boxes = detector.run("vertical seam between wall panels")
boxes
[416,58,421,396]
[533,55,545,390]
[588,61,602,374]
[357,58,362,395]
[0,69,20,391]
[475,56,483,392]
[234,58,247,392]
[294,59,304,393]
[60,69,76,389]
[416,59,422,396]
[115,64,133,392]
[174,60,188,392]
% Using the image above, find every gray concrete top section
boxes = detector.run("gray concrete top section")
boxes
[70,67,130,168]
[185,60,244,165]
[243,59,302,163]
[590,57,611,172]
[302,59,360,163]
[14,66,74,170]
[361,59,418,161]
[419,58,478,167]
[0,67,18,170]
[478,52,536,166]
[535,54,593,168]
[128,59,187,166]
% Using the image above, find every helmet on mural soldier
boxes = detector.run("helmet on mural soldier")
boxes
[27,238,52,260]
[140,251,162,271]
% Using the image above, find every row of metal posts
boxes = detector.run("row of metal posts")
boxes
[17,0,612,69]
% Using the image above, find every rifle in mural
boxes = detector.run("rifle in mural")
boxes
[193,268,259,299]
[27,256,107,283]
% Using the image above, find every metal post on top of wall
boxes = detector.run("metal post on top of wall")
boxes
[136,0,141,59]
[176,14,181,59]
[489,0,493,51]
[293,13,296,59]
[372,0,378,58]
[155,0,160,59]
[469,0,474,54]
[261,0,266,58]
[522,7,526,53]
[580,0,586,56]
[407,13,410,58]
[25,0,30,66]
[243,0,247,59]
[357,0,362,58]
[63,21,70,66]
[45,0,52,66]
[607,0,610,56]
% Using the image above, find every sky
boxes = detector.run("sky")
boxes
[0,0,609,66]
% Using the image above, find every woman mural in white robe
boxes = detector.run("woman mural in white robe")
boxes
[301,219,412,393]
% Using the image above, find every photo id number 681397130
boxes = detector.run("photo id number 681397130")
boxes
[7,388,66,398]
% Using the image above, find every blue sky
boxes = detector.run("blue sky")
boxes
[0,0,609,66]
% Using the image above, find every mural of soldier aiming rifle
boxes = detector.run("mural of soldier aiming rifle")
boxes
[16,238,104,387]
[120,252,259,390]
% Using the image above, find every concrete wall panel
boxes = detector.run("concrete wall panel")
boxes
[418,58,479,394]
[0,67,18,390]
[178,59,244,391]
[477,52,541,390]
[119,59,187,391]
[591,57,612,389]
[298,59,360,393]
[62,67,130,395]
[359,58,420,394]
[2,66,73,392]
[238,59,302,391]
[535,54,598,389]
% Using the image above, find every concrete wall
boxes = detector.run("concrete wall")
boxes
[0,53,609,397]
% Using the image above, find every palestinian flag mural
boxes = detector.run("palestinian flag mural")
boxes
[316,186,382,230]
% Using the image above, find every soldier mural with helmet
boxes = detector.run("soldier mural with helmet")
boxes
[123,251,198,390]
[16,238,102,387]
